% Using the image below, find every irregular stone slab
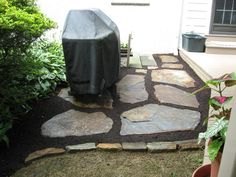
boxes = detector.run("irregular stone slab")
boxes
[97,143,122,150]
[159,55,179,63]
[154,85,199,108]
[147,66,158,70]
[66,143,96,152]
[128,56,142,68]
[140,55,157,66]
[58,88,113,109]
[41,110,113,137]
[25,148,65,163]
[121,106,155,122]
[147,142,176,152]
[117,75,148,104]
[122,142,147,151]
[161,63,183,69]
[135,69,147,74]
[120,104,200,135]
[151,69,195,88]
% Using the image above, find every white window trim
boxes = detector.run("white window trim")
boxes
[210,0,236,35]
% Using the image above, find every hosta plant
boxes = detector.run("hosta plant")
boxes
[194,72,236,161]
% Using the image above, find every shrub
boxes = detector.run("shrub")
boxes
[0,0,57,146]
[0,0,55,62]
[0,40,66,146]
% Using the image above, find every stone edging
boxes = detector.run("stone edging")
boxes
[25,139,205,163]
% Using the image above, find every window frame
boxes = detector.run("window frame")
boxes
[210,0,236,35]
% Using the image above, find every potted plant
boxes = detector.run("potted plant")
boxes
[192,72,236,177]
[120,43,132,57]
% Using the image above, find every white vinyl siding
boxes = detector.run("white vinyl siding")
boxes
[181,0,213,35]
[37,0,183,54]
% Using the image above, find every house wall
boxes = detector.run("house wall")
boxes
[37,0,183,54]
[181,0,213,35]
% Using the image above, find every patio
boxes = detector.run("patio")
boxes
[0,54,210,176]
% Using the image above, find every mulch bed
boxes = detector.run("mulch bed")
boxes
[0,54,210,177]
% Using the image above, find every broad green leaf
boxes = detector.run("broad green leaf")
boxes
[222,72,236,87]
[219,126,228,140]
[208,139,223,161]
[206,79,222,86]
[198,118,228,140]
[206,73,236,87]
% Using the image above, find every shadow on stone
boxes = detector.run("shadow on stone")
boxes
[58,88,114,109]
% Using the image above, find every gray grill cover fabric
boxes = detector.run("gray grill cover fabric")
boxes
[62,9,120,95]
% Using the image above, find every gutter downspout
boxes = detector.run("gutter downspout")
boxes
[177,0,185,52]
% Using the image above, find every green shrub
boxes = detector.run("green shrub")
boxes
[0,0,57,146]
[0,0,55,62]
[0,40,66,146]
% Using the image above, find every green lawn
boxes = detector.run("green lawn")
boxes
[12,150,203,177]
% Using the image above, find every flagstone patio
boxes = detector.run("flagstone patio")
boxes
[42,54,205,140]
[0,54,210,177]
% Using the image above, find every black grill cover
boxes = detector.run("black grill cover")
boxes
[62,9,120,95]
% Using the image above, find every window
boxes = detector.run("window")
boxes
[210,0,236,34]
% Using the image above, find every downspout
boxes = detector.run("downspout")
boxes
[177,0,185,52]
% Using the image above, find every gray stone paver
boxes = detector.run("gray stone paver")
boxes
[147,66,158,70]
[97,143,122,150]
[147,142,176,152]
[41,110,113,137]
[135,69,147,74]
[25,148,65,163]
[154,84,199,108]
[151,69,195,88]
[116,74,148,104]
[121,106,154,122]
[120,104,201,135]
[128,56,142,68]
[161,63,183,69]
[122,142,147,150]
[66,143,96,151]
[159,55,179,63]
[140,55,157,66]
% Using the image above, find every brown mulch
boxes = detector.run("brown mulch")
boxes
[0,54,210,177]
